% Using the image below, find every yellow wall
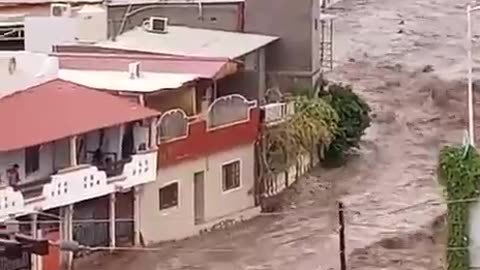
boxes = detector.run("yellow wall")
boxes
[145,87,196,115]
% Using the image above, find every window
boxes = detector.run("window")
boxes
[159,182,178,210]
[222,160,240,191]
[25,145,40,175]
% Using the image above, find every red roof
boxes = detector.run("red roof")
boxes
[56,53,237,79]
[0,79,160,152]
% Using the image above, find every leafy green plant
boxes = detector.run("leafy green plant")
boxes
[439,145,480,270]
[319,82,371,166]
[266,96,339,171]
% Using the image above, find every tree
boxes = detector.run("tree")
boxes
[319,82,371,166]
[265,95,339,172]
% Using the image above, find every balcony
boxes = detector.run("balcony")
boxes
[0,186,25,218]
[0,137,158,221]
[262,101,295,126]
[157,94,260,167]
[25,150,156,213]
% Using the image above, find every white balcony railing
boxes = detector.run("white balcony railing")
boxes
[1,150,158,221]
[0,186,25,220]
[263,101,295,125]
[39,165,111,210]
[122,150,157,189]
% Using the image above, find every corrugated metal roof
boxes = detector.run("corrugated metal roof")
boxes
[98,26,278,59]
[59,69,199,92]
[55,53,237,79]
[0,79,160,152]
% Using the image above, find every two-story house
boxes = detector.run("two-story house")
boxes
[42,52,263,243]
[0,78,160,267]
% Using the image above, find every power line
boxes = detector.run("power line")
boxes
[4,197,452,225]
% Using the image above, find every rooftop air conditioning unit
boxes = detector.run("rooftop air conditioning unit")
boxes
[148,17,168,33]
[51,3,72,17]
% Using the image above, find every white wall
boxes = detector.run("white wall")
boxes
[0,150,23,184]
[470,202,480,267]
[0,143,56,184]
[84,126,122,161]
[0,52,58,99]
[0,127,125,184]
[139,143,256,244]
[53,138,71,170]
[24,17,78,54]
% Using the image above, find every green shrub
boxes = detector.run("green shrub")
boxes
[319,82,371,165]
[439,145,480,270]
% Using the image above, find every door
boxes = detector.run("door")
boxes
[122,123,135,159]
[193,171,205,225]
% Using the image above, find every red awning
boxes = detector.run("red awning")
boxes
[0,79,160,152]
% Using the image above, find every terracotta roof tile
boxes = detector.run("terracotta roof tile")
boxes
[0,79,160,151]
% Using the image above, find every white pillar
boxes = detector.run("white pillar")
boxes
[149,118,157,149]
[36,229,43,270]
[109,192,116,250]
[69,136,77,167]
[60,205,73,270]
[30,214,38,270]
[133,186,141,246]
[66,205,73,270]
[467,5,476,146]
[258,48,266,105]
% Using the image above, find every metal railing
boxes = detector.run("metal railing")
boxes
[262,101,295,125]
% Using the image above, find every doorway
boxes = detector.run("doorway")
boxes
[193,171,205,225]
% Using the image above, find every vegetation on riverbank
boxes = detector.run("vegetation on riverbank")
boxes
[438,145,480,270]
[265,81,371,171]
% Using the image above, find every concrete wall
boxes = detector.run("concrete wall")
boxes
[139,143,255,244]
[145,87,196,116]
[84,126,123,160]
[0,143,57,184]
[266,152,317,197]
[0,126,123,185]
[470,202,480,267]
[245,0,318,91]
[0,52,59,99]
[106,0,318,93]
[107,3,241,38]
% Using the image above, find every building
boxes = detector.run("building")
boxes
[0,78,160,268]
[145,93,261,242]
[53,24,278,103]
[0,0,102,51]
[0,51,58,98]
[106,0,336,92]
[43,51,263,243]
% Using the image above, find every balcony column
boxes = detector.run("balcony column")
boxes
[30,213,40,270]
[109,192,116,250]
[258,48,266,105]
[69,136,77,167]
[133,186,141,246]
[60,205,73,270]
[149,118,157,149]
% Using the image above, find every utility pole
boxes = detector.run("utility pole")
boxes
[338,201,346,270]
